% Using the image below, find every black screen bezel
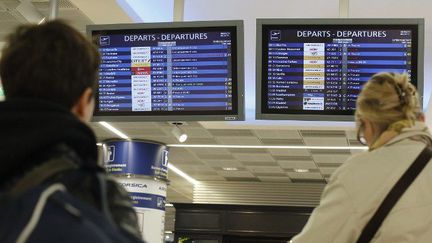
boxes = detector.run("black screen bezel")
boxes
[260,24,419,116]
[91,26,239,117]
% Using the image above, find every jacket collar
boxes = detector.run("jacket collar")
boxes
[384,122,432,147]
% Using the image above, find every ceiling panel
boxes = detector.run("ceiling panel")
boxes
[181,127,213,138]
[196,153,235,160]
[228,148,268,154]
[287,172,323,180]
[192,175,226,181]
[247,166,285,174]
[216,136,262,145]
[303,137,349,146]
[184,138,218,144]
[260,138,304,145]
[319,167,338,176]
[218,170,256,178]
[110,122,160,129]
[268,148,310,156]
[168,148,202,164]
[253,130,302,139]
[312,154,351,164]
[278,160,317,170]
[175,165,215,174]
[258,176,292,182]
[208,129,254,137]
[232,153,275,162]
[189,147,231,155]
[203,159,243,168]
[241,161,279,166]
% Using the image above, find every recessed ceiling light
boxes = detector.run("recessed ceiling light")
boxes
[294,169,310,173]
[222,167,238,171]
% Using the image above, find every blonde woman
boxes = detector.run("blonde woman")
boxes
[291,72,432,243]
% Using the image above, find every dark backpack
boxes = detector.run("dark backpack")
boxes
[0,158,143,243]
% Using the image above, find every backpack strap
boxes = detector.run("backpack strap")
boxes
[15,183,67,243]
[357,146,432,243]
[9,158,78,196]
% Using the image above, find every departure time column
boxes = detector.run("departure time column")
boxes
[151,46,169,111]
[324,43,343,111]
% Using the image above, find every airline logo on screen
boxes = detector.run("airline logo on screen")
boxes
[99,36,110,46]
[270,30,281,41]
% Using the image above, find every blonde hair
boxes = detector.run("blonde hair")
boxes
[355,72,422,132]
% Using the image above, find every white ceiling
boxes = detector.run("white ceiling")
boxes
[91,121,364,205]
[0,0,93,42]
[92,122,360,184]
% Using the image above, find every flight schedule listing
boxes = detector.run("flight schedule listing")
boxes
[265,28,413,113]
[97,31,233,112]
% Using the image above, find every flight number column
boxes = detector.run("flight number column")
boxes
[302,43,325,110]
[131,47,152,111]
[151,46,169,111]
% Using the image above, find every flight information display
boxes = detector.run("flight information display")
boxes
[91,26,239,118]
[261,25,418,116]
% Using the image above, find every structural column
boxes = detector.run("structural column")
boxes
[102,139,169,243]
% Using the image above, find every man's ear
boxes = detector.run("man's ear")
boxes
[71,87,95,122]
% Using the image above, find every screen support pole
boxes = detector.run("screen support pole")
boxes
[339,0,349,18]
[174,0,184,22]
[48,0,59,20]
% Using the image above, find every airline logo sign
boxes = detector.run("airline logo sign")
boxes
[270,30,281,41]
[100,36,110,46]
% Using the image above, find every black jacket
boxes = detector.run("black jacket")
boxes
[0,99,142,240]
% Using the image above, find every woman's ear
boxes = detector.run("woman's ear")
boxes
[362,118,375,145]
[71,88,95,122]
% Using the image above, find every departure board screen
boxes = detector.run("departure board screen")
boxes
[260,25,418,116]
[91,25,240,118]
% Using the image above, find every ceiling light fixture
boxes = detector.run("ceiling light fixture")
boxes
[38,17,46,25]
[99,121,130,140]
[294,169,310,173]
[222,167,238,171]
[165,203,174,207]
[171,122,188,143]
[16,1,46,24]
[167,163,199,185]
[167,144,367,150]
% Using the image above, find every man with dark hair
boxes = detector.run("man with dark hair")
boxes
[0,20,142,242]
